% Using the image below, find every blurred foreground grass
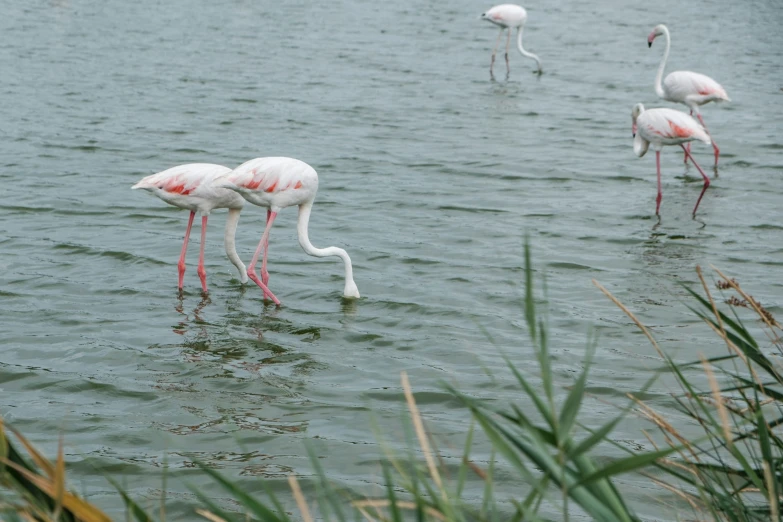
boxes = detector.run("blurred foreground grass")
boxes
[2,247,781,521]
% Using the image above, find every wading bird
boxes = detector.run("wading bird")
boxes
[631,103,713,216]
[220,157,359,305]
[132,164,247,293]
[480,4,542,76]
[648,24,730,167]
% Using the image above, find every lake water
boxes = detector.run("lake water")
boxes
[1,0,781,519]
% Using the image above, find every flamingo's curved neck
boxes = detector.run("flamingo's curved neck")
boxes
[654,26,670,99]
[516,27,542,74]
[224,208,248,283]
[296,201,358,297]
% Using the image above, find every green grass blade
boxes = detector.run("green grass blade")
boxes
[192,461,288,522]
[576,446,685,487]
[558,340,596,439]
[306,443,347,522]
[183,480,238,522]
[104,476,156,522]
[381,461,403,522]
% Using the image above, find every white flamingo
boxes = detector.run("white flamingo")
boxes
[632,104,713,216]
[481,4,542,76]
[648,24,730,167]
[220,157,360,305]
[132,164,247,293]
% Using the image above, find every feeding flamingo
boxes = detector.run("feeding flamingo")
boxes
[132,163,247,293]
[631,104,713,216]
[480,4,542,76]
[648,24,730,167]
[219,157,360,305]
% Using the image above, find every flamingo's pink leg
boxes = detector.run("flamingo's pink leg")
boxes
[247,211,280,305]
[655,151,663,215]
[178,211,196,290]
[681,145,710,215]
[490,28,503,74]
[695,113,719,167]
[261,210,271,289]
[197,215,208,293]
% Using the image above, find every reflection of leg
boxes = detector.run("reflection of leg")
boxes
[247,212,280,305]
[504,29,511,74]
[695,113,720,167]
[682,145,710,215]
[655,151,662,215]
[197,215,208,293]
[490,28,503,74]
[178,211,195,290]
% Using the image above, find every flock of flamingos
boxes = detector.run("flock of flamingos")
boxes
[132,4,730,306]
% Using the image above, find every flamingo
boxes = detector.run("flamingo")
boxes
[631,104,713,216]
[648,24,730,167]
[219,157,360,305]
[132,164,247,293]
[480,4,542,76]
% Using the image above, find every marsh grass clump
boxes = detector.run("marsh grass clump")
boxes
[0,420,110,522]
[0,248,780,521]
[596,265,783,521]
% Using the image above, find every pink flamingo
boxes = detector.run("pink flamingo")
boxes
[648,24,730,167]
[220,157,360,305]
[631,104,713,216]
[481,4,542,76]
[132,164,247,293]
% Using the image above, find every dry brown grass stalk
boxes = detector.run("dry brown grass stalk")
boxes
[697,266,732,355]
[701,356,733,448]
[591,280,663,358]
[0,457,111,522]
[711,265,781,331]
[400,371,444,492]
[352,499,447,521]
[762,461,779,521]
[196,508,229,522]
[287,474,314,522]
[647,475,702,511]
[630,395,698,462]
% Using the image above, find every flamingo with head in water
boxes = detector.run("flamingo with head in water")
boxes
[220,157,360,306]
[648,24,730,167]
[132,163,247,293]
[632,103,713,216]
[480,4,542,76]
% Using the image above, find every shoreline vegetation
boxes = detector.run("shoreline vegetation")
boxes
[2,246,781,521]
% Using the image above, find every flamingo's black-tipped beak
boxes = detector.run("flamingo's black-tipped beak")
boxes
[632,133,636,138]
[648,41,652,48]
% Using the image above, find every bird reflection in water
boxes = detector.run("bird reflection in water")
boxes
[173,293,212,336]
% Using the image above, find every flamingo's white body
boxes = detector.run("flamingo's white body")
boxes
[648,24,730,166]
[132,163,247,293]
[631,104,712,215]
[481,4,542,75]
[220,157,359,305]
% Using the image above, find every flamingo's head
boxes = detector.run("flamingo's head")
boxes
[343,279,360,299]
[631,103,645,137]
[648,24,666,47]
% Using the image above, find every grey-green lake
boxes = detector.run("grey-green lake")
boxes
[1,0,781,519]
